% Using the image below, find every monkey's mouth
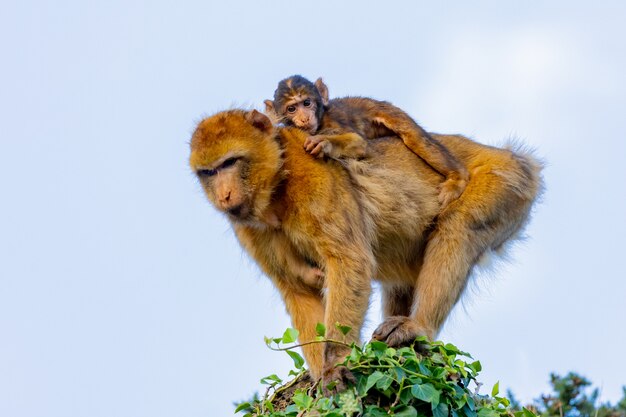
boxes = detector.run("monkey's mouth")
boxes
[226,203,251,221]
[299,122,318,134]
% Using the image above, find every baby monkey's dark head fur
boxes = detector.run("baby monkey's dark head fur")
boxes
[265,75,329,134]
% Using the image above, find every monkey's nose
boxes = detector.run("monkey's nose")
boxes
[219,190,231,205]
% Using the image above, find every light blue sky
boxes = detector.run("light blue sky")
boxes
[1,1,625,416]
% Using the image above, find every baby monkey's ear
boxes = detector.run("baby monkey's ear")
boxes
[315,78,329,106]
[263,100,282,124]
[263,99,275,114]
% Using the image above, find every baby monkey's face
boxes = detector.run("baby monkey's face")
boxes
[283,94,319,134]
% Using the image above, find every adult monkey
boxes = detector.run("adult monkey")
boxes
[189,109,542,390]
[264,75,469,207]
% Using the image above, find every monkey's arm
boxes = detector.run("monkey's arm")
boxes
[304,131,369,159]
[310,216,375,389]
[372,111,469,208]
[234,225,327,377]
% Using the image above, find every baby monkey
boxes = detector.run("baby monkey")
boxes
[264,75,469,207]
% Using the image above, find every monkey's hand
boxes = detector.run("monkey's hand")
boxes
[321,365,356,395]
[301,266,325,288]
[371,316,430,347]
[304,135,332,158]
[437,175,467,209]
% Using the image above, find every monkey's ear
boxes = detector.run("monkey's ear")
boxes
[315,77,329,106]
[264,99,275,113]
[246,109,273,133]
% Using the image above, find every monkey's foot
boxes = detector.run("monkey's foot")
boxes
[371,316,429,347]
[438,177,467,208]
[321,365,356,395]
[304,136,332,158]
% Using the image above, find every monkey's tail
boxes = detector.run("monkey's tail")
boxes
[502,139,546,204]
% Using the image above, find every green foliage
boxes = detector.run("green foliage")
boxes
[237,327,529,417]
[510,372,626,417]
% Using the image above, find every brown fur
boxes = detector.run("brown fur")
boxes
[265,75,470,207]
[189,109,543,388]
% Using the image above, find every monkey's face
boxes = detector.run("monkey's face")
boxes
[281,95,319,134]
[195,155,253,220]
[190,110,283,225]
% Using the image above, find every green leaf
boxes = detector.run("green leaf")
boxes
[466,395,475,411]
[376,374,393,391]
[335,322,352,336]
[454,394,467,409]
[349,345,360,362]
[497,397,511,407]
[400,386,414,404]
[370,340,388,352]
[463,404,477,417]
[365,371,385,392]
[325,380,337,392]
[393,405,418,417]
[292,390,313,409]
[411,383,440,406]
[234,402,250,413]
[315,323,326,337]
[260,374,282,385]
[432,367,446,379]
[433,402,449,417]
[316,397,333,411]
[469,361,482,373]
[522,407,537,417]
[393,366,406,381]
[477,408,500,417]
[356,373,368,396]
[491,381,499,397]
[365,405,389,417]
[418,362,432,377]
[444,343,461,354]
[286,350,304,369]
[282,328,299,344]
[431,353,446,364]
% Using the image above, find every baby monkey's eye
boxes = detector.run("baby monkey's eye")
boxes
[303,99,311,107]
[286,105,296,113]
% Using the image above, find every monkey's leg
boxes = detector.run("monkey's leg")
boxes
[320,253,374,391]
[374,113,469,207]
[372,212,481,344]
[373,167,535,345]
[276,282,326,378]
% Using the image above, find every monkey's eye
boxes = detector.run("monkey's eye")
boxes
[303,99,311,107]
[286,105,296,113]
[197,168,217,177]
[220,157,238,169]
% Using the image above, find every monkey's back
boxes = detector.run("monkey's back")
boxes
[340,137,443,281]
[277,127,542,286]
[322,97,403,137]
